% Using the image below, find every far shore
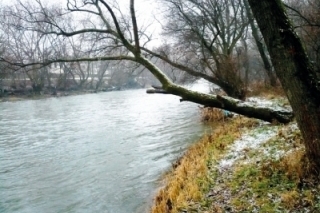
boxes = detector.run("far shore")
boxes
[0,87,140,103]
[0,90,94,102]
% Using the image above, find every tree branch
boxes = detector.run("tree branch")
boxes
[141,47,219,84]
[130,0,141,54]
[166,84,293,123]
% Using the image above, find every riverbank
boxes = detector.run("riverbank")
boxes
[0,89,124,102]
[0,90,92,102]
[150,102,320,212]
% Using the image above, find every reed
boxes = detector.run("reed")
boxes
[200,107,224,122]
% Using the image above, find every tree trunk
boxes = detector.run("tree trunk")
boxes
[148,84,292,123]
[137,56,293,124]
[244,0,277,87]
[169,84,293,124]
[142,47,246,100]
[248,0,320,172]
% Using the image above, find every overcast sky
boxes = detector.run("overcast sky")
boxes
[1,0,164,46]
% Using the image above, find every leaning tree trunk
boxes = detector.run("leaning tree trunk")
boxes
[137,55,293,124]
[248,0,320,172]
[141,47,246,100]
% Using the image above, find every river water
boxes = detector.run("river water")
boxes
[0,88,207,213]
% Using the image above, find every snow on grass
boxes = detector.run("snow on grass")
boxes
[235,96,292,114]
[215,97,295,172]
[261,122,300,159]
[247,96,292,111]
[217,124,279,171]
[216,117,300,173]
[247,97,276,106]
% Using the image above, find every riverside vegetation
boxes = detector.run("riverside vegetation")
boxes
[150,86,320,213]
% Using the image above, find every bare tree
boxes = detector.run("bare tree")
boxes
[0,3,59,93]
[149,0,249,99]
[0,0,293,124]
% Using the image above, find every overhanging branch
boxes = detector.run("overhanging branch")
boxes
[166,84,294,124]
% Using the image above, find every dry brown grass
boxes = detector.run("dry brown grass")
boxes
[150,117,259,213]
[231,123,320,212]
[260,127,309,182]
[151,135,211,213]
[280,149,306,181]
[247,81,285,98]
[281,190,300,209]
[199,107,225,122]
[260,125,306,180]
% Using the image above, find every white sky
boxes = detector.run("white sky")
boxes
[1,0,165,46]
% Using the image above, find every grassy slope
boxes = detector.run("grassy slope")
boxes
[150,97,320,213]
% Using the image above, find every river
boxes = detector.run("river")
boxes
[0,88,207,213]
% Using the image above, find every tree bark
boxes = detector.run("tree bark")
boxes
[168,85,293,124]
[244,0,277,87]
[248,0,320,172]
[138,56,293,124]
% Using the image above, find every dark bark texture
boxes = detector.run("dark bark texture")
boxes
[166,84,293,124]
[248,0,320,171]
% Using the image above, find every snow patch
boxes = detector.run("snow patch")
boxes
[217,125,279,171]
[247,97,275,107]
[246,97,292,111]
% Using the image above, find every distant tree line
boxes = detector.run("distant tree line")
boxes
[1,0,318,98]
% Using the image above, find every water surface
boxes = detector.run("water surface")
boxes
[0,89,205,213]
